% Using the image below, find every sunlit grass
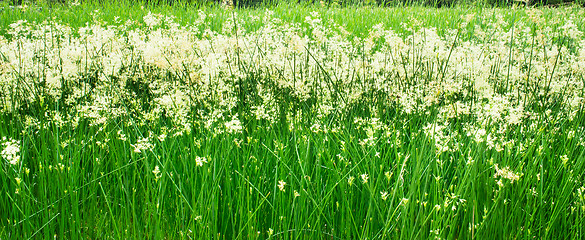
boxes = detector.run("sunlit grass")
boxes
[1,1,585,239]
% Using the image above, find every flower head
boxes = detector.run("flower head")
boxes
[152,165,162,182]
[1,137,21,165]
[361,173,369,184]
[380,191,389,201]
[278,180,286,192]
[195,156,208,167]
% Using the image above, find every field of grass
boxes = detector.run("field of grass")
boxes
[1,0,585,239]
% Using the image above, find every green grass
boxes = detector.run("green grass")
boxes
[1,1,585,239]
[1,0,583,38]
[4,111,583,239]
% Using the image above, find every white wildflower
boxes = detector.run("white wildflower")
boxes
[494,164,522,184]
[361,173,369,184]
[195,156,208,167]
[225,115,243,134]
[158,134,167,142]
[1,137,21,165]
[380,191,389,201]
[294,190,300,198]
[152,165,162,182]
[132,137,153,153]
[348,176,355,186]
[278,180,286,192]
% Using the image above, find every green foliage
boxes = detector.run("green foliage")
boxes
[1,0,582,7]
[1,2,585,239]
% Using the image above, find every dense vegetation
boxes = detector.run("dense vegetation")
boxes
[1,1,584,239]
[3,0,585,7]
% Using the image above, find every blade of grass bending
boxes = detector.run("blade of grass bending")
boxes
[234,170,274,209]
[304,45,347,106]
[234,191,271,240]
[99,181,121,239]
[27,213,60,240]
[440,26,460,82]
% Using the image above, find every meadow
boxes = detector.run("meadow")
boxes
[1,0,585,239]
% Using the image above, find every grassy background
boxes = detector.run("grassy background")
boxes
[1,0,584,38]
[1,1,585,239]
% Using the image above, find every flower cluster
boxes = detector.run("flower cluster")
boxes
[1,137,21,165]
[494,164,523,187]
